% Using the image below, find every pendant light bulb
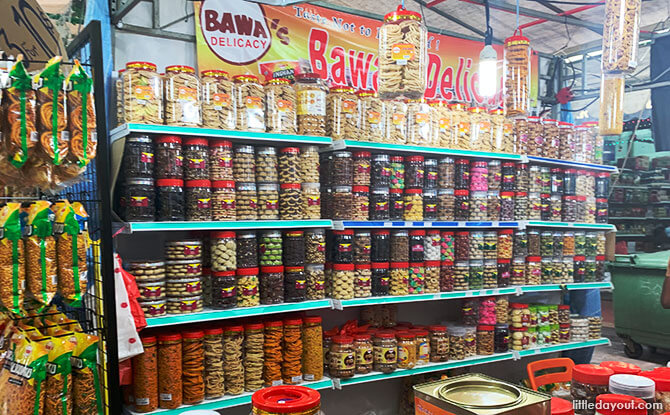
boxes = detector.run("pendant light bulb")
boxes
[479,44,498,97]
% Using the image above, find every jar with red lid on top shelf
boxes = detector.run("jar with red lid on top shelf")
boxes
[164,65,201,127]
[209,140,233,181]
[543,118,560,159]
[328,86,358,140]
[571,364,614,415]
[201,70,234,130]
[234,74,265,132]
[154,135,183,180]
[353,151,371,186]
[265,78,296,134]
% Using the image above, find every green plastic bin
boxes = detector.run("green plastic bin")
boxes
[610,250,670,358]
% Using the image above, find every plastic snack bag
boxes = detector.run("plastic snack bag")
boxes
[0,203,25,315]
[54,201,89,306]
[71,330,102,415]
[43,331,76,415]
[25,201,57,308]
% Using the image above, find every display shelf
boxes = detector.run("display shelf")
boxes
[329,139,523,160]
[523,221,617,230]
[123,379,334,414]
[616,233,647,238]
[337,339,610,387]
[116,220,333,233]
[332,220,520,230]
[612,185,643,190]
[609,217,652,221]
[110,123,333,145]
[525,155,618,172]
[144,300,332,328]
[332,288,521,308]
[521,282,613,293]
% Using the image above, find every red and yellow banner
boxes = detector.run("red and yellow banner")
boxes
[195,0,538,106]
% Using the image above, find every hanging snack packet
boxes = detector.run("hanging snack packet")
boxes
[44,332,76,415]
[35,56,69,166]
[71,331,102,415]
[0,203,25,315]
[54,201,88,306]
[0,327,49,415]
[25,200,57,308]
[2,55,37,175]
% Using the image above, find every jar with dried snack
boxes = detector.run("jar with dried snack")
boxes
[234,74,264,132]
[259,266,284,304]
[295,73,327,135]
[306,264,325,300]
[209,140,233,182]
[453,260,469,291]
[332,263,355,300]
[438,157,455,188]
[125,178,155,221]
[285,266,306,303]
[123,135,155,180]
[391,230,409,262]
[527,116,543,157]
[233,145,255,182]
[449,103,471,149]
[265,78,296,134]
[440,261,454,292]
[454,190,470,221]
[236,182,258,220]
[357,90,384,142]
[328,86,358,140]
[256,183,279,220]
[455,158,470,190]
[378,6,427,99]
[437,188,455,221]
[155,135,183,179]
[354,263,372,298]
[279,183,303,220]
[352,151,371,186]
[384,100,408,144]
[372,262,390,296]
[263,321,284,386]
[299,145,320,183]
[351,185,370,221]
[423,189,438,220]
[164,65,200,126]
[255,147,278,184]
[407,99,433,146]
[305,229,326,264]
[504,32,531,116]
[278,146,300,184]
[332,230,354,263]
[123,61,163,124]
[329,335,355,379]
[408,261,425,294]
[469,107,492,151]
[184,179,211,221]
[157,333,182,409]
[390,261,409,295]
[404,188,423,220]
[236,267,260,307]
[602,0,642,73]
[389,188,404,220]
[210,180,236,221]
[331,151,353,186]
[133,335,158,412]
[599,74,625,136]
[201,70,234,130]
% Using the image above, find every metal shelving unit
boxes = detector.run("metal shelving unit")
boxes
[116,220,333,233]
[332,220,521,229]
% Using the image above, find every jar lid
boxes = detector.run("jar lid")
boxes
[516,191,527,197]
[396,331,416,339]
[510,303,527,309]
[448,102,466,110]
[425,260,441,267]
[384,4,423,22]
[212,180,235,189]
[303,316,322,324]
[245,323,265,330]
[355,263,371,270]
[155,135,182,144]
[127,134,152,144]
[201,69,230,78]
[573,364,614,385]
[558,305,570,310]
[329,85,355,93]
[140,335,157,344]
[186,179,211,188]
[352,185,369,192]
[284,230,304,237]
[371,262,389,269]
[489,108,504,115]
[126,61,156,70]
[497,259,510,264]
[261,266,284,273]
[405,188,422,194]
[156,179,183,187]
[354,333,371,341]
[210,140,232,148]
[266,78,291,85]
[558,121,574,127]
[281,146,300,154]
[158,333,181,341]
[332,335,354,344]
[641,369,670,391]
[333,230,354,235]
[527,256,541,262]
[468,106,486,113]
[455,189,469,196]
[601,361,642,375]
[409,230,426,236]
[372,230,390,235]
[224,325,245,333]
[390,261,409,268]
[428,325,447,332]
[126,177,154,186]
[236,267,259,276]
[391,156,404,162]
[285,266,305,272]
[410,329,429,336]
[204,327,223,336]
[282,319,302,327]
[281,183,301,190]
[375,331,396,339]
[477,325,494,331]
[184,137,208,147]
[406,155,424,162]
[212,270,235,277]
[356,89,375,97]
[574,255,586,261]
[233,74,259,82]
[182,330,204,339]
[441,231,454,236]
[594,394,646,415]
[389,188,403,194]
[265,320,283,328]
[596,198,608,203]
[211,231,235,239]
[353,151,371,157]
[166,65,195,73]
[333,263,355,271]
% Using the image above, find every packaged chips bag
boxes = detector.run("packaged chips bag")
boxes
[0,203,26,315]
[54,201,88,306]
[25,201,57,308]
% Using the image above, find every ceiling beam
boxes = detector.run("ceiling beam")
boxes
[460,0,603,33]
[532,0,602,35]
[416,0,504,43]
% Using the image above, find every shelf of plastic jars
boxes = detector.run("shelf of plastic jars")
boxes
[331,288,521,309]
[608,217,652,221]
[123,378,334,414]
[144,300,333,328]
[328,139,523,160]
[525,155,618,172]
[110,123,333,146]
[521,282,613,293]
[331,220,521,230]
[115,220,333,233]
[335,339,610,388]
[523,221,617,230]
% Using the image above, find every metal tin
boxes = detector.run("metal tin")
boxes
[413,373,551,415]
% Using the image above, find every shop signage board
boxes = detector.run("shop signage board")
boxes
[195,0,539,106]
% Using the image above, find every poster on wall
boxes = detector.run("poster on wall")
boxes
[195,0,538,106]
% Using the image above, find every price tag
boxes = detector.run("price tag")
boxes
[331,299,343,310]
[332,378,342,390]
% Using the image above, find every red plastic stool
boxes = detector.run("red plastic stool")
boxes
[551,397,574,415]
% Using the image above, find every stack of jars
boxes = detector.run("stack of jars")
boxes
[163,239,205,315]
[121,136,322,222]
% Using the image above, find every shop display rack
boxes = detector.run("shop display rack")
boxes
[525,155,618,172]
[523,221,617,230]
[331,220,521,229]
[143,282,613,328]
[123,338,609,414]
[115,219,333,233]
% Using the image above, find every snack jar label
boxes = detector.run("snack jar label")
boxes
[249,198,258,209]
[242,285,258,296]
[464,335,476,347]
[212,93,230,107]
[134,85,155,101]
[148,303,166,316]
[141,286,162,298]
[439,118,450,130]
[221,199,236,210]
[381,167,392,177]
[220,286,236,298]
[189,158,206,169]
[295,280,306,290]
[317,242,326,252]
[380,277,390,286]
[357,162,371,174]
[367,110,381,124]
[356,276,371,287]
[297,90,326,116]
[187,263,202,274]
[374,346,397,364]
[356,346,373,364]
[265,199,278,210]
[415,113,429,125]
[180,300,198,311]
[308,195,321,206]
[130,196,148,207]
[218,156,232,167]
[175,155,183,167]
[425,203,437,213]
[178,86,197,101]
[391,43,416,63]
[332,351,356,369]
[245,96,262,109]
[361,245,371,254]
[397,346,411,364]
[313,280,325,290]
[276,99,293,112]
[375,202,389,211]
[184,245,200,256]
[392,113,406,125]
[342,99,356,114]
[417,341,429,361]
[185,281,200,293]
[141,152,154,163]
[197,198,211,209]
[393,200,404,210]
[338,243,352,252]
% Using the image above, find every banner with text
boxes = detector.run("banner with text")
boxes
[195,0,538,106]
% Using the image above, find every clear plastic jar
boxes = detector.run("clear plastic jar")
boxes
[211,180,236,221]
[351,186,370,221]
[295,73,327,136]
[353,151,371,186]
[558,122,576,161]
[183,138,209,180]
[304,229,326,265]
[257,183,279,220]
[423,189,438,220]
[371,262,390,296]
[331,186,353,220]
[449,327,466,360]
[454,190,470,221]
[384,100,408,144]
[406,155,425,189]
[390,188,404,220]
[283,230,305,267]
[468,259,483,290]
[543,118,560,159]
[511,257,526,286]
[526,256,541,285]
[390,261,409,295]
[408,261,425,294]
[232,145,255,183]
[255,147,278,184]
[372,230,390,263]
[599,74,625,136]
[265,78,296,134]
[371,154,392,188]
[404,188,423,221]
[454,260,469,291]
[470,191,488,221]
[438,188,455,221]
[497,229,513,260]
[429,325,449,362]
[450,103,471,150]
[155,135,183,180]
[279,183,303,220]
[370,187,390,221]
[390,156,405,189]
[469,107,492,151]
[497,191,513,221]
[514,191,528,220]
[300,183,320,220]
[373,332,397,373]
[122,61,163,124]
[164,65,200,127]
[331,151,353,186]
[306,263,325,300]
[571,364,614,415]
[357,90,384,142]
[124,135,155,179]
[236,182,258,220]
[201,70,234,130]
[527,117,543,157]
[332,230,354,263]
[211,270,236,309]
[494,324,510,353]
[574,255,586,283]
[454,158,470,190]
[353,334,373,375]
[236,267,260,308]
[396,332,418,369]
[329,336,355,379]
[354,263,372,298]
[284,266,306,302]
[233,74,264,132]
[602,0,642,73]
[184,179,211,221]
[407,100,433,146]
[378,6,427,99]
[125,178,157,222]
[354,231,371,264]
[440,260,454,292]
[391,230,410,262]
[431,100,453,148]
[332,263,355,300]
[328,86,358,140]
[504,33,531,116]
[477,325,495,356]
[439,157,455,188]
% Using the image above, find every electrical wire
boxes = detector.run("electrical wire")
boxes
[516,0,520,30]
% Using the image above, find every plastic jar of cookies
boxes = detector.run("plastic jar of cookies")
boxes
[352,151,372,186]
[527,116,543,157]
[390,261,409,295]
[236,267,260,307]
[449,103,471,150]
[331,263,355,300]
[125,178,156,222]
[209,140,233,182]
[301,183,321,220]
[357,90,384,142]
[351,186,370,221]
[455,158,470,190]
[437,188,455,221]
[404,188,423,221]
[389,188,404,220]
[599,74,625,136]
[331,186,353,220]
[469,107,492,151]
[201,70,234,130]
[140,298,166,317]
[378,6,427,99]
[470,191,488,221]
[167,296,203,314]
[373,332,397,373]
[372,154,392,188]
[236,182,258,220]
[211,180,236,221]
[543,118,560,159]
[255,147,278,184]
[431,100,452,148]
[164,65,200,126]
[470,161,488,192]
[295,73,327,136]
[265,78,296,134]
[305,263,325,300]
[259,266,283,304]
[233,145,255,183]
[124,135,155,179]
[371,262,390,296]
[165,239,202,261]
[137,279,166,302]
[354,263,372,298]
[257,183,279,220]
[331,151,353,186]
[284,266,306,302]
[407,100,433,146]
[406,155,425,189]
[211,270,236,309]
[328,86,358,140]
[279,183,303,220]
[233,75,264,132]
[166,277,202,298]
[453,260,469,291]
[454,190,470,221]
[185,180,211,221]
[503,32,531,116]
[370,187,390,221]
[278,147,300,185]
[155,135,183,179]
[423,189,438,220]
[123,61,163,124]
[438,157,454,188]
[558,122,576,161]
[384,100,408,144]
[299,145,320,183]
[602,0,642,73]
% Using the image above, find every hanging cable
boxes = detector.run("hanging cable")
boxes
[516,0,520,29]
[484,0,493,45]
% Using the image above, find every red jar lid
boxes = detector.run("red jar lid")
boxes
[182,330,205,339]
[184,137,209,147]
[441,231,454,236]
[595,394,646,415]
[126,61,156,69]
[455,189,469,196]
[390,262,409,268]
[201,69,230,78]
[596,255,605,260]
[641,369,670,391]
[158,333,181,342]
[332,335,354,344]
[574,255,586,261]
[237,267,259,276]
[285,230,304,237]
[213,270,235,277]
[405,188,423,194]
[233,74,259,82]
[456,231,469,236]
[410,329,429,336]
[384,5,422,22]
[410,262,425,267]
[558,305,570,310]
[477,325,494,331]
[596,198,608,203]
[281,147,300,154]
[406,155,424,162]
[551,397,574,415]
[558,121,574,127]
[252,385,321,414]
[186,179,211,188]
[409,230,426,236]
[352,185,370,192]
[425,260,441,267]
[527,256,541,262]
[285,266,304,272]
[391,156,404,162]
[210,140,232,148]
[265,320,283,328]
[572,364,614,385]
[355,263,371,270]
[375,331,396,339]
[155,135,182,144]
[333,230,354,235]
[390,188,403,194]
[283,318,303,326]
[261,266,284,273]
[212,180,235,189]
[372,230,390,235]
[505,34,530,45]
[353,151,371,158]
[371,262,389,269]
[166,65,195,73]
[245,323,265,330]
[303,316,322,324]
[516,191,527,197]
[156,179,183,187]
[396,332,416,339]
[140,335,157,344]
[212,231,236,238]
[281,183,301,190]
[497,259,510,264]
[600,361,641,375]
[333,263,355,271]
[428,325,447,332]
[204,327,223,336]
[499,229,514,235]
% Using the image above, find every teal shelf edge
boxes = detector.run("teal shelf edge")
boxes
[121,220,333,233]
[517,339,611,357]
[110,123,332,145]
[124,379,333,414]
[331,139,522,160]
[522,282,613,292]
[145,300,332,328]
[337,288,520,308]
[332,220,520,229]
[525,155,618,172]
[525,221,617,230]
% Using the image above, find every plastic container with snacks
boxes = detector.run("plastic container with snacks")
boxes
[295,73,327,136]
[384,100,408,144]
[123,61,163,124]
[469,107,492,151]
[504,32,531,117]
[407,100,432,146]
[164,65,200,126]
[327,86,358,140]
[601,0,642,73]
[357,90,384,142]
[449,103,471,150]
[233,75,264,132]
[430,100,452,148]
[599,74,625,136]
[201,70,234,130]
[378,6,427,99]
